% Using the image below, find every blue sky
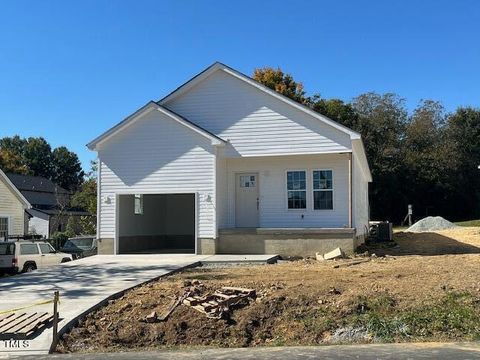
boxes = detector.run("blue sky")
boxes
[1,0,479,171]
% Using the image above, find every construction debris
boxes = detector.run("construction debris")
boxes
[139,281,257,322]
[141,287,195,323]
[145,311,158,323]
[332,258,371,269]
[0,312,54,339]
[157,289,193,322]
[183,286,256,319]
[317,247,345,261]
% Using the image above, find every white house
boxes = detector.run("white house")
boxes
[87,62,372,257]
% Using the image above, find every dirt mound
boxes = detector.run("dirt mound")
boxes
[406,216,457,232]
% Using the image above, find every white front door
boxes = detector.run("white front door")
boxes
[235,173,259,228]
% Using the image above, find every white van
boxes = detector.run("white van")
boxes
[0,241,73,275]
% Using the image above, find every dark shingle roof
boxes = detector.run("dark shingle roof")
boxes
[5,173,68,193]
[5,173,71,209]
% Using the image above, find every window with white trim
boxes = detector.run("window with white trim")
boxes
[313,170,333,210]
[287,171,306,209]
[134,194,143,215]
[0,217,8,240]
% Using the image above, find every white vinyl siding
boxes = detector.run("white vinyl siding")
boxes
[165,70,352,157]
[97,109,216,240]
[224,154,350,228]
[352,141,370,235]
[215,152,228,230]
[0,178,27,236]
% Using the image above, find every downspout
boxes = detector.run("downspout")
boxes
[96,156,101,242]
[348,153,353,228]
[213,146,218,240]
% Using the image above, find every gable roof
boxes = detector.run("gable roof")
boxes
[87,101,226,151]
[159,62,362,140]
[0,169,31,208]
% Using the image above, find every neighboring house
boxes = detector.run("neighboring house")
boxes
[0,169,30,240]
[88,62,372,257]
[0,172,90,238]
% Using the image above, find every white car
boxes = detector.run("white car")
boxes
[0,241,73,275]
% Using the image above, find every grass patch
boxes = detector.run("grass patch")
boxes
[284,292,480,344]
[349,292,480,342]
[456,219,480,227]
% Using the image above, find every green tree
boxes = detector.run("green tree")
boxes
[253,67,307,104]
[308,95,359,129]
[71,178,96,215]
[0,135,27,156]
[404,100,447,184]
[402,100,457,218]
[444,107,480,219]
[69,163,97,235]
[23,137,53,178]
[351,92,408,221]
[0,148,29,174]
[52,146,85,191]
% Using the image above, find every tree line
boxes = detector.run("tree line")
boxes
[254,67,480,223]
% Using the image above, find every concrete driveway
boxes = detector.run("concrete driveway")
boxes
[0,254,212,356]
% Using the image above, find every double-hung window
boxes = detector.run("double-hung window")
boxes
[313,170,333,210]
[287,171,306,209]
[0,217,8,240]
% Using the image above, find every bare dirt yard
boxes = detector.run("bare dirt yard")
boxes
[57,227,480,353]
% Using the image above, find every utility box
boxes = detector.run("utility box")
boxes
[377,222,393,241]
[368,221,393,242]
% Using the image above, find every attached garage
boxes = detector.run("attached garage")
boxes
[117,193,195,254]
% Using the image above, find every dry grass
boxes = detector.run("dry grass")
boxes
[57,227,480,353]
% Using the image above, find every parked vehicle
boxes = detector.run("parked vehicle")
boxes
[60,236,97,259]
[0,241,73,275]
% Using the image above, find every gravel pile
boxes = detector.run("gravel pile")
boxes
[406,216,458,232]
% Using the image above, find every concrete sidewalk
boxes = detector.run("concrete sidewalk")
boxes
[11,342,480,359]
[0,254,276,356]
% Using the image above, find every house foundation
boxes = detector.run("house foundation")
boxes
[213,228,358,257]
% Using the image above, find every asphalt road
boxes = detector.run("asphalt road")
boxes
[10,342,480,360]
